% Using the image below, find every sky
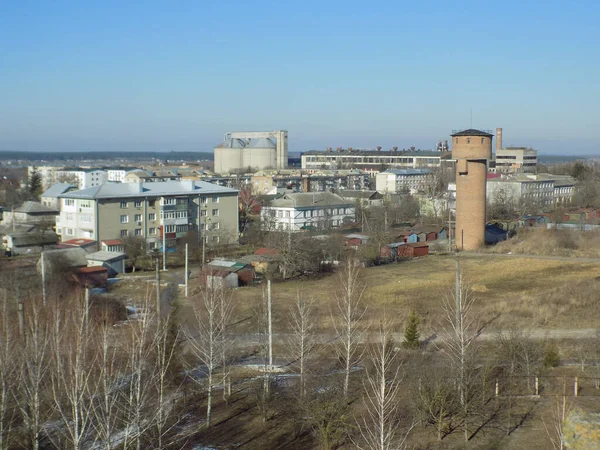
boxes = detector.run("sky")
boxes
[1,1,599,155]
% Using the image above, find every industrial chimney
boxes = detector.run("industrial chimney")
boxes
[496,128,503,152]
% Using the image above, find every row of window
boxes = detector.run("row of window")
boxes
[119,222,219,237]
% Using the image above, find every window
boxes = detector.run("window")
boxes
[149,200,156,207]
[200,197,208,204]
[120,215,129,224]
[284,211,290,218]
[64,199,75,206]
[467,138,471,144]
[455,138,458,144]
[176,225,188,232]
[149,227,156,235]
[211,222,220,230]
[134,214,142,223]
[80,213,92,223]
[177,198,187,205]
[201,210,207,217]
[176,211,187,218]
[80,200,91,208]
[65,212,74,221]
[135,228,142,236]
[212,236,219,243]
[134,200,142,208]
[212,196,219,203]
[165,225,176,233]
[120,229,128,237]
[162,198,176,205]
[212,209,219,216]
[149,213,156,221]
[66,228,74,235]
[481,138,484,144]
[120,201,127,209]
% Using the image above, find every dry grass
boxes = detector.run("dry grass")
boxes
[489,228,600,258]
[221,255,600,334]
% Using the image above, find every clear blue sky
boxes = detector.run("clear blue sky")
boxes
[1,1,599,154]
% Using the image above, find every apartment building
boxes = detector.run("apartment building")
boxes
[375,169,433,194]
[56,180,239,249]
[261,191,355,232]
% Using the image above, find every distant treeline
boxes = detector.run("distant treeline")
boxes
[0,150,214,161]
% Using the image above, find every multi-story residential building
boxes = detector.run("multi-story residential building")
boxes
[375,169,433,194]
[487,173,576,211]
[301,149,450,171]
[250,169,371,195]
[494,147,538,173]
[261,192,355,232]
[41,183,77,209]
[54,168,108,189]
[28,165,63,190]
[56,180,239,249]
[107,168,133,183]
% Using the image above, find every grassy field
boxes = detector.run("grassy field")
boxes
[222,254,600,335]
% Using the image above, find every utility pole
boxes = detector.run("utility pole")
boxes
[155,250,161,320]
[267,279,273,370]
[184,243,189,298]
[448,208,452,253]
[41,250,47,305]
[162,226,167,271]
[84,287,90,332]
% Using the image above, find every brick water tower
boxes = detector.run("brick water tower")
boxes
[451,129,493,250]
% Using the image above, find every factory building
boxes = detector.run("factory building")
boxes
[301,149,450,171]
[214,130,288,174]
[493,128,538,173]
[452,129,493,251]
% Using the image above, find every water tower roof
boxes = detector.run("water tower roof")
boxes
[450,129,494,137]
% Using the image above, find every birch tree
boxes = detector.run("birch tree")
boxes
[0,293,17,449]
[186,284,233,428]
[355,323,412,450]
[49,293,98,449]
[287,290,316,399]
[439,257,480,442]
[333,257,367,398]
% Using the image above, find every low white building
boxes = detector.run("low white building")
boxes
[487,173,576,210]
[107,168,131,183]
[494,147,538,173]
[375,169,433,194]
[261,191,355,232]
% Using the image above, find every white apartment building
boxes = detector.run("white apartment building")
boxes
[28,166,62,190]
[261,191,355,232]
[107,168,130,183]
[56,180,239,249]
[375,169,433,194]
[54,168,107,189]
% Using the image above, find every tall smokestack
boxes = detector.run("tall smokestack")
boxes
[496,128,503,151]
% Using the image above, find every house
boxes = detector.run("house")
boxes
[380,242,405,261]
[261,191,355,232]
[397,242,429,258]
[236,254,274,274]
[101,239,124,252]
[2,231,58,256]
[206,260,255,286]
[412,225,447,241]
[57,238,98,252]
[2,201,58,226]
[56,180,239,251]
[86,251,128,276]
[338,190,383,207]
[38,247,89,273]
[344,233,370,248]
[201,269,239,289]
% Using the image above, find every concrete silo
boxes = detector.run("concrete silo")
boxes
[451,129,493,251]
[242,137,277,169]
[214,138,245,174]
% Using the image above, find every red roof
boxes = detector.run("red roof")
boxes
[61,238,96,246]
[254,248,279,256]
[407,242,429,248]
[102,239,123,246]
[487,173,501,179]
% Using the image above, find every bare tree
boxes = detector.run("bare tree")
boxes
[287,290,316,399]
[49,292,98,449]
[439,257,480,442]
[543,391,572,450]
[333,257,367,398]
[0,293,17,449]
[185,284,233,427]
[355,323,412,450]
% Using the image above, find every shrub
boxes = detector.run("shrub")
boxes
[543,344,560,368]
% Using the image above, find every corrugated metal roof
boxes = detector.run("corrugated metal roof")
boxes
[216,138,246,149]
[246,138,276,149]
[86,251,127,262]
[41,183,77,198]
[58,180,237,200]
[13,201,58,214]
[382,169,432,176]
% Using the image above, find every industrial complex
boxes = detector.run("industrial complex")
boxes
[213,130,288,174]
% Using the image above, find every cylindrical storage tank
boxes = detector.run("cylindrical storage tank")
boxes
[214,139,245,174]
[451,129,493,251]
[242,138,277,170]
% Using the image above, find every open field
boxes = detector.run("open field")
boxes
[198,254,600,335]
